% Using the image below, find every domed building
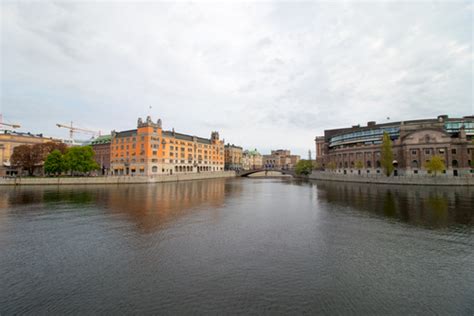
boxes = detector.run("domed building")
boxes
[315,115,474,176]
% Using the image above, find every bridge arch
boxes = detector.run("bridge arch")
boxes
[237,169,294,177]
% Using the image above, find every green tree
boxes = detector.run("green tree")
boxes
[327,161,337,171]
[313,161,322,170]
[10,142,67,176]
[381,131,394,177]
[424,155,445,176]
[295,159,313,175]
[44,150,64,176]
[471,140,474,168]
[64,146,99,175]
[355,160,364,169]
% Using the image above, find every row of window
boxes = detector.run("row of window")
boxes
[329,127,400,147]
[411,148,460,155]
[112,165,224,175]
[111,157,223,164]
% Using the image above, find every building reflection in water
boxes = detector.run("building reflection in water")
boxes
[1,179,236,233]
[103,179,231,232]
[312,180,473,228]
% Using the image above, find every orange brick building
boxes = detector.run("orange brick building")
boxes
[110,116,224,176]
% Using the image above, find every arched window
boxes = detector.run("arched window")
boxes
[376,160,381,168]
[152,166,158,173]
[452,160,458,168]
[411,160,418,168]
[175,166,178,172]
[367,161,372,168]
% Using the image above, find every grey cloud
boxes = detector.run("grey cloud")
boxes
[1,1,472,157]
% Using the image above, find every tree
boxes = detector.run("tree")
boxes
[313,160,322,170]
[41,142,68,156]
[424,155,445,176]
[327,161,337,171]
[355,160,364,169]
[471,140,474,168]
[44,150,64,176]
[10,142,67,176]
[11,145,35,176]
[381,131,394,177]
[64,146,99,175]
[295,159,313,175]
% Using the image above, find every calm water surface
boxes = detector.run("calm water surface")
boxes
[0,178,473,314]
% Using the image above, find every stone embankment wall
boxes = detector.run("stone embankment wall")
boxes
[308,171,473,186]
[0,171,236,186]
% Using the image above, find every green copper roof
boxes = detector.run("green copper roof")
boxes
[244,148,261,156]
[91,135,111,145]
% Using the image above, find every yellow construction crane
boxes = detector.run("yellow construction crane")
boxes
[0,114,20,130]
[56,121,101,140]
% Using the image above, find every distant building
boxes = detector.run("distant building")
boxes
[263,149,300,169]
[59,138,90,147]
[0,130,60,176]
[91,135,111,175]
[315,115,474,176]
[242,149,263,170]
[224,144,243,170]
[110,116,224,176]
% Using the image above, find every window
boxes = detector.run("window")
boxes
[451,149,457,154]
[425,149,431,155]
[411,150,417,155]
[438,148,445,154]
[152,166,158,173]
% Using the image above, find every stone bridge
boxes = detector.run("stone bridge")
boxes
[237,168,295,177]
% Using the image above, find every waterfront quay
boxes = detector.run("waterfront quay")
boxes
[0,171,235,186]
[0,178,472,314]
[309,171,473,186]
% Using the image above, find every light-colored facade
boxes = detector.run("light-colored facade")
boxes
[110,116,224,176]
[315,115,474,176]
[0,131,59,176]
[242,149,263,170]
[263,149,300,169]
[224,144,243,170]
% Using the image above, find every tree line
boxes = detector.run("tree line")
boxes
[11,142,99,176]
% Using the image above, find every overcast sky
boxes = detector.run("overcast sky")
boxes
[1,1,472,157]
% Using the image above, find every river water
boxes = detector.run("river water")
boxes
[0,178,473,314]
